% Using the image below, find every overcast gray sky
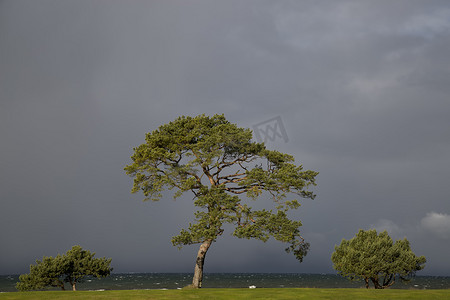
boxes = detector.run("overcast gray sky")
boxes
[1,0,450,276]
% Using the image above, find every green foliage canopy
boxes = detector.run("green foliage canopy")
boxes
[16,245,112,291]
[331,229,426,289]
[124,114,318,261]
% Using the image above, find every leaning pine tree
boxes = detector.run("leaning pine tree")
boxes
[16,245,112,291]
[125,114,318,288]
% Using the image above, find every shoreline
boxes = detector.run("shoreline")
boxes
[2,273,450,293]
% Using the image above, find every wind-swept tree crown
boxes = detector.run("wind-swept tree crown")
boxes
[125,114,316,200]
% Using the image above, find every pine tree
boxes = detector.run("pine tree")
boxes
[332,229,426,289]
[125,114,318,288]
[16,245,112,291]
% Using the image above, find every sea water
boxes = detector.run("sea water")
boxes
[1,273,449,292]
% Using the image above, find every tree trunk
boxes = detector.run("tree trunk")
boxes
[370,277,383,289]
[190,239,212,288]
[364,277,369,289]
[70,280,76,291]
[382,274,395,288]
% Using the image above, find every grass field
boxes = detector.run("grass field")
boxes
[1,288,449,300]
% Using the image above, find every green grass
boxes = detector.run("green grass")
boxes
[1,288,450,300]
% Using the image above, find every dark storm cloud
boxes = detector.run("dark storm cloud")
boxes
[1,0,450,275]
